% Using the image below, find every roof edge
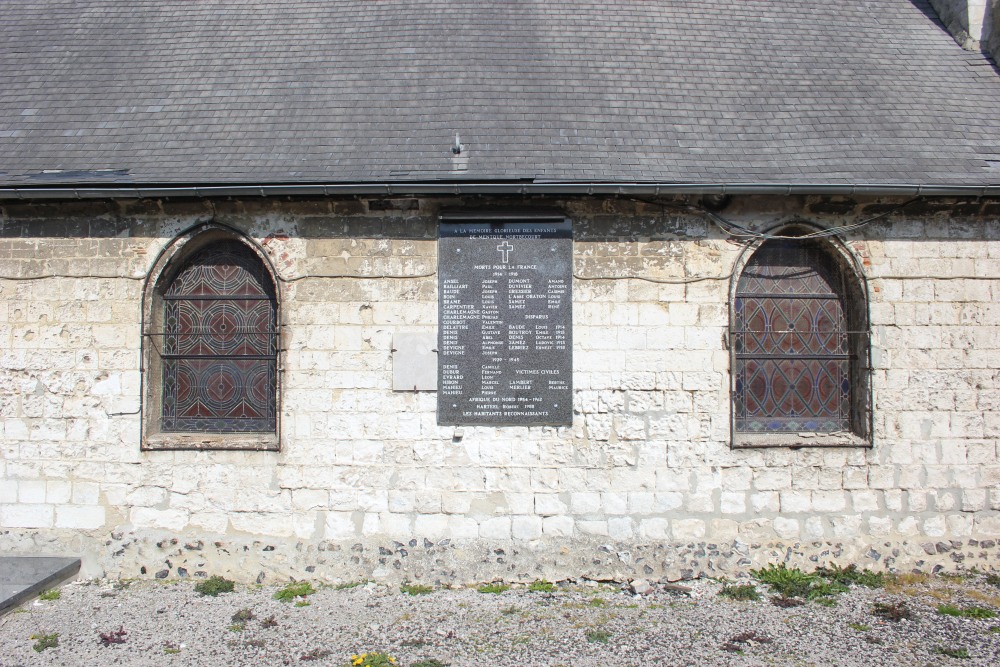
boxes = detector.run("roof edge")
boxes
[1,182,999,200]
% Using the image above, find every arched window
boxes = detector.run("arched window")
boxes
[732,236,869,446]
[143,231,279,449]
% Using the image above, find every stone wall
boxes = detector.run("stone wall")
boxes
[1,194,998,583]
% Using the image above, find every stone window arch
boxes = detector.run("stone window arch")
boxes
[142,226,280,450]
[731,229,871,447]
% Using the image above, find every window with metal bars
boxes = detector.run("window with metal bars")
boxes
[732,238,868,441]
[159,240,278,433]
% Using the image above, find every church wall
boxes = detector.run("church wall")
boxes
[1,195,998,583]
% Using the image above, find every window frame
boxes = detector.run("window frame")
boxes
[141,225,282,451]
[729,225,872,449]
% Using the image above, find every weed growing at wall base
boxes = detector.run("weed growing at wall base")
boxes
[31,633,58,652]
[194,575,234,597]
[274,581,315,602]
[347,651,396,666]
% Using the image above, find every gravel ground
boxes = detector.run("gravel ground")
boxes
[1,573,999,666]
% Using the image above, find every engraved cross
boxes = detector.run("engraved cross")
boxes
[496,240,514,264]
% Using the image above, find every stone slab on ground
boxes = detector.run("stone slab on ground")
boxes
[0,556,80,615]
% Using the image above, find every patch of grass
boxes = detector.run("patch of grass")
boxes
[588,597,607,607]
[294,599,311,607]
[528,579,556,593]
[273,581,315,602]
[873,601,912,621]
[261,614,278,628]
[231,608,254,622]
[477,582,510,594]
[31,632,59,652]
[335,580,369,590]
[163,641,181,655]
[848,622,871,632]
[937,604,997,619]
[38,589,61,601]
[227,623,245,633]
[194,575,235,597]
[411,660,448,667]
[400,582,434,596]
[815,564,890,589]
[585,629,611,643]
[985,574,1000,588]
[718,582,761,601]
[934,646,970,659]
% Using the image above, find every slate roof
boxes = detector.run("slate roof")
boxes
[1,0,999,188]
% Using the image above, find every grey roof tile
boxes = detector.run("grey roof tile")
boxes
[0,0,998,187]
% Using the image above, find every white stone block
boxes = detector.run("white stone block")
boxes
[479,516,511,539]
[812,490,847,512]
[358,489,389,513]
[0,480,17,503]
[55,504,106,530]
[447,516,479,539]
[946,514,973,536]
[1,503,54,528]
[601,491,628,515]
[753,468,790,491]
[388,491,415,513]
[73,482,101,505]
[974,514,1000,536]
[772,517,800,539]
[358,512,382,537]
[628,491,655,514]
[851,490,880,512]
[414,514,449,538]
[803,516,826,538]
[962,489,987,512]
[653,492,683,512]
[542,515,574,537]
[534,494,568,516]
[884,489,903,512]
[324,512,356,539]
[780,490,812,513]
[720,492,745,514]
[828,514,861,538]
[292,489,328,511]
[638,517,670,540]
[45,480,72,504]
[923,515,946,537]
[512,515,543,540]
[570,492,602,514]
[379,512,412,535]
[18,480,46,504]
[607,517,633,540]
[505,492,535,515]
[671,518,706,540]
[575,520,607,536]
[131,507,188,531]
[441,492,471,514]
[750,492,779,513]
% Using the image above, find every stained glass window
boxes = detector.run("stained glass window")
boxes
[733,240,853,434]
[161,241,277,433]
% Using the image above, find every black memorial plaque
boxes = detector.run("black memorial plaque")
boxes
[438,218,572,425]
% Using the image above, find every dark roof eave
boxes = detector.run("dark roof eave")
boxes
[1,181,999,200]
